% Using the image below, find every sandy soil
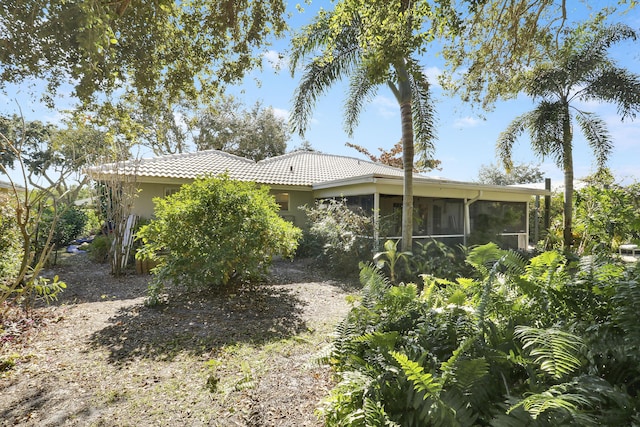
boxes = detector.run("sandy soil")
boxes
[0,254,354,426]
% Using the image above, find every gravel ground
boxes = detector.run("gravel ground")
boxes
[0,254,355,426]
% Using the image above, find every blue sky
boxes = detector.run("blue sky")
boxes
[2,1,640,186]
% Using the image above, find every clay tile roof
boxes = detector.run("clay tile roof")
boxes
[254,151,405,185]
[88,150,407,186]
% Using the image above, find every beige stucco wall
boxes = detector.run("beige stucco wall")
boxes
[132,182,189,218]
[268,186,314,227]
[130,181,314,228]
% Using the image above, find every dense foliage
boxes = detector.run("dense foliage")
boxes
[319,242,640,425]
[299,199,374,277]
[477,162,544,186]
[193,97,289,161]
[37,205,87,252]
[573,173,640,255]
[538,173,640,254]
[0,194,21,285]
[137,175,301,299]
[0,0,286,109]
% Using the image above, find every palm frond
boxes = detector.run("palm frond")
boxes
[344,64,379,136]
[407,58,437,167]
[290,45,360,135]
[289,10,333,71]
[527,101,566,168]
[289,10,362,136]
[515,326,584,379]
[562,23,637,92]
[583,67,640,120]
[496,113,530,171]
[574,111,612,170]
[526,65,569,100]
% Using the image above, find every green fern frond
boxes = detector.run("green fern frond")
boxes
[313,343,336,367]
[524,250,569,288]
[359,262,391,308]
[353,331,399,352]
[515,326,584,379]
[612,280,640,340]
[466,243,505,278]
[363,397,401,427]
[391,351,442,396]
[508,382,597,425]
[450,358,490,392]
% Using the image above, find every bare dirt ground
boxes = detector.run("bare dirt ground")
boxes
[0,254,355,426]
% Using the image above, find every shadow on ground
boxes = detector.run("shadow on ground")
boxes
[44,252,150,305]
[86,284,308,364]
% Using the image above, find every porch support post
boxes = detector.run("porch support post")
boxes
[464,203,469,247]
[373,192,380,248]
[464,191,483,246]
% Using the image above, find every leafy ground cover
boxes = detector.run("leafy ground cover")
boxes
[0,253,353,426]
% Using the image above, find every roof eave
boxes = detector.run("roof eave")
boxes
[312,173,551,196]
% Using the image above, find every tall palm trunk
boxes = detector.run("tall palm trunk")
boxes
[400,102,414,252]
[398,75,414,252]
[561,102,574,251]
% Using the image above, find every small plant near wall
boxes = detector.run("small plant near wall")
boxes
[299,198,374,277]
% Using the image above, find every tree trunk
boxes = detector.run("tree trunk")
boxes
[399,93,414,253]
[562,104,574,252]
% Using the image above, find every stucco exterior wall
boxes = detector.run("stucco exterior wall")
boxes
[131,181,314,227]
[269,187,314,227]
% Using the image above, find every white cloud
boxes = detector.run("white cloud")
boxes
[263,50,289,71]
[272,107,289,121]
[423,66,443,89]
[453,116,482,128]
[372,96,397,118]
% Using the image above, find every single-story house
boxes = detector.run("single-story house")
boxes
[0,180,25,194]
[87,150,549,250]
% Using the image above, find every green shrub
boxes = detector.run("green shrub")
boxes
[88,235,112,263]
[410,239,472,282]
[33,204,87,262]
[53,205,87,247]
[319,246,640,426]
[136,175,301,293]
[81,207,102,236]
[300,198,374,277]
[0,194,22,284]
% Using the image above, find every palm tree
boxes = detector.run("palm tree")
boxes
[289,5,437,252]
[497,22,640,251]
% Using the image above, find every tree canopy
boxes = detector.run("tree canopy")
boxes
[194,97,289,161]
[496,21,640,250]
[0,0,287,108]
[477,162,545,186]
[442,1,636,108]
[290,0,452,250]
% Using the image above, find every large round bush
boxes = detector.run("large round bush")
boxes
[137,175,301,290]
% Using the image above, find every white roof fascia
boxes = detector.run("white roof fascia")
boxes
[312,174,551,197]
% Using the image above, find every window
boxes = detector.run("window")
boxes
[165,187,180,197]
[274,192,289,211]
[470,201,526,233]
